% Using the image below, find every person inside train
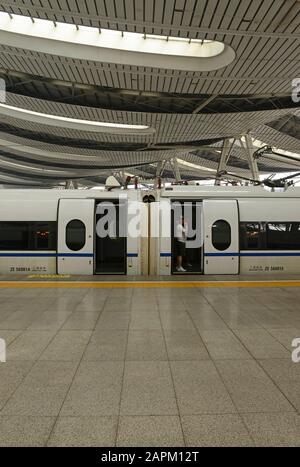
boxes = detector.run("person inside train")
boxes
[175,216,188,272]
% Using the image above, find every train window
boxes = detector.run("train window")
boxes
[33,223,57,250]
[66,220,86,251]
[0,222,57,250]
[212,220,231,251]
[0,222,29,250]
[266,222,300,250]
[240,222,261,249]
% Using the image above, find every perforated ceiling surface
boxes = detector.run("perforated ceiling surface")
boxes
[0,0,299,186]
[1,0,299,95]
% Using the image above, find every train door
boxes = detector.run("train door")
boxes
[203,200,239,274]
[95,200,126,274]
[171,200,203,274]
[57,199,94,275]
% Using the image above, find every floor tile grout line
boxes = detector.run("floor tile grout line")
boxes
[2,330,23,349]
[262,324,298,353]
[0,288,83,414]
[244,354,300,416]
[114,289,133,447]
[28,298,85,357]
[207,299,300,417]
[186,301,256,446]
[224,329,300,415]
[23,293,65,331]
[0,360,36,415]
[21,293,83,334]
[158,305,187,448]
[1,285,300,446]
[206,293,291,359]
[44,293,109,447]
[2,357,295,364]
[259,309,299,330]
[0,300,73,416]
[0,410,294,419]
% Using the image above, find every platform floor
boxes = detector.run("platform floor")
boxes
[0,277,300,446]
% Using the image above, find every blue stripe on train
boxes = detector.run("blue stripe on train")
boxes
[204,253,239,257]
[162,252,300,258]
[0,253,93,258]
[205,252,300,257]
[1,252,300,258]
[0,253,138,258]
[0,253,58,258]
[240,252,300,257]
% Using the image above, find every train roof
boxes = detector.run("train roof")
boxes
[1,186,300,200]
[160,186,300,198]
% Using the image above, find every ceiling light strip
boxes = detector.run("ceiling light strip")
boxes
[0,103,155,135]
[0,12,235,71]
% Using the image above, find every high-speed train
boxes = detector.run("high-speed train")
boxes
[1,185,300,276]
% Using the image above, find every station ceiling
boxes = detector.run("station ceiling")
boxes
[0,0,299,187]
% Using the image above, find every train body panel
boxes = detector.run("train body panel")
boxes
[0,253,57,275]
[240,254,300,275]
[158,186,300,276]
[1,187,300,276]
[0,189,140,275]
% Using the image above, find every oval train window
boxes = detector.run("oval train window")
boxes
[66,219,86,251]
[212,220,231,251]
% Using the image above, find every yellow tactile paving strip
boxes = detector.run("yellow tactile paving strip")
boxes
[0,280,300,288]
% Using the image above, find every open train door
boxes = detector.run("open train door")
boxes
[203,200,239,275]
[57,199,95,275]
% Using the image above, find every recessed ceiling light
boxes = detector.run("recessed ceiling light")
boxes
[0,103,155,135]
[0,12,236,71]
[177,158,216,172]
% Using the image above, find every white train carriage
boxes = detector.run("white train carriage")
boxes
[0,189,143,275]
[154,185,300,276]
[0,186,300,276]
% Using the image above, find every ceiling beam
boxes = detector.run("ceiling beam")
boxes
[192,95,218,114]
[215,138,234,185]
[241,135,260,182]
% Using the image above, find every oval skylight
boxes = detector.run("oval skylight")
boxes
[0,12,235,72]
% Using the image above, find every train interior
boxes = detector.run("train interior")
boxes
[171,200,203,275]
[95,200,127,275]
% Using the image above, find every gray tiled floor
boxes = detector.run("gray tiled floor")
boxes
[0,283,300,446]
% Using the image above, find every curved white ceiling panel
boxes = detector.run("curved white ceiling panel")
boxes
[250,122,300,154]
[0,13,235,72]
[3,93,297,145]
[0,135,177,166]
[0,1,298,96]
[0,102,155,135]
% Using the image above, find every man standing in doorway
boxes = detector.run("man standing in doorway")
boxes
[175,216,187,272]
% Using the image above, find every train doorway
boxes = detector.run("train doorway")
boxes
[95,200,127,274]
[171,200,203,274]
